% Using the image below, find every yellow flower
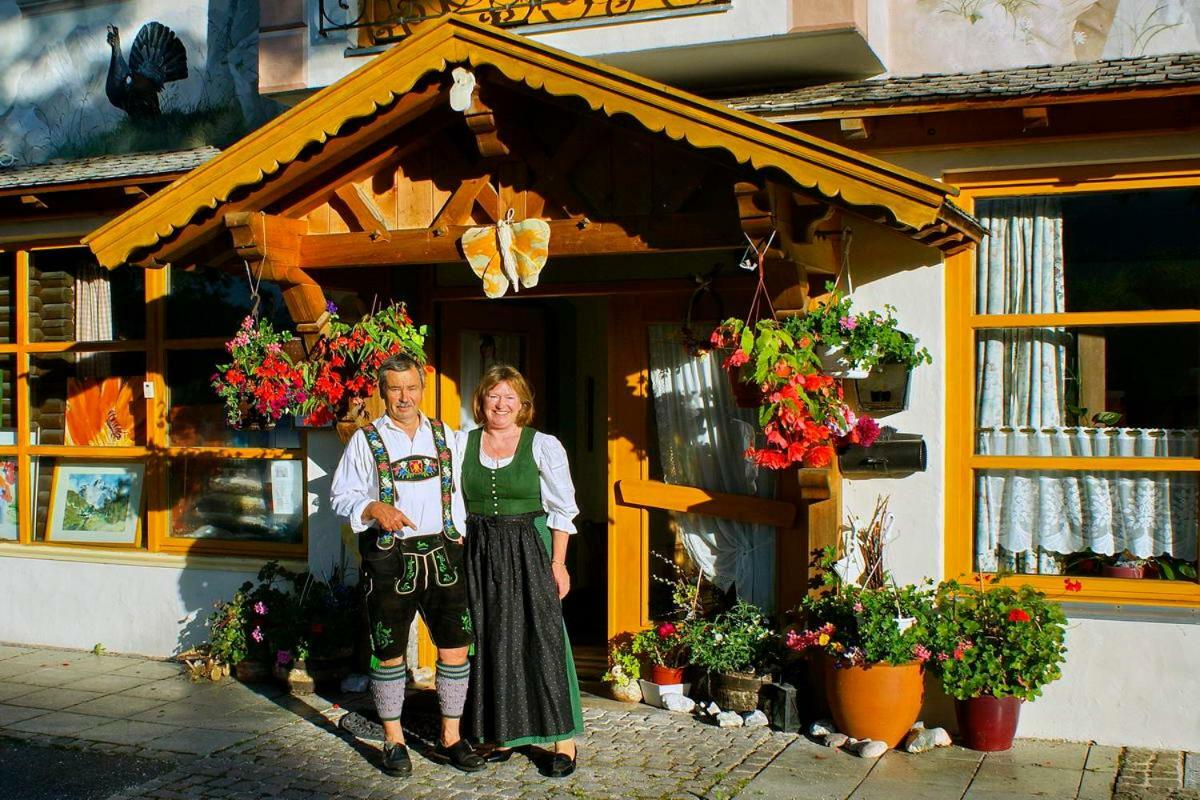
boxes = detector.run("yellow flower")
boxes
[817,633,830,646]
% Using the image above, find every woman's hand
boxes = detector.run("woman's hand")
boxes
[551,562,571,599]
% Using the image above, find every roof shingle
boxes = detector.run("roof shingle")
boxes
[0,147,219,191]
[724,53,1200,116]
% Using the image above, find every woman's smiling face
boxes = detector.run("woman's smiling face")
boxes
[483,380,521,431]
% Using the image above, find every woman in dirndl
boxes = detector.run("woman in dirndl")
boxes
[459,364,584,778]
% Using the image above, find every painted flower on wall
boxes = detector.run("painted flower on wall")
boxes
[65,377,144,447]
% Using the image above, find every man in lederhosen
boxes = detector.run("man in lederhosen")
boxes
[331,354,484,777]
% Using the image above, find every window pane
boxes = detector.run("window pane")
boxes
[0,252,14,344]
[28,249,144,342]
[0,458,17,540]
[976,189,1200,315]
[165,266,291,339]
[0,354,15,443]
[974,469,1198,581]
[168,457,303,543]
[33,456,146,547]
[30,353,146,446]
[974,325,1200,454]
[166,349,300,448]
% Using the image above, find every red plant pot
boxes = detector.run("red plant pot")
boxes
[955,695,1023,752]
[650,664,686,685]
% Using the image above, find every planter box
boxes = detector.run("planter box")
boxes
[638,679,691,709]
[851,363,912,414]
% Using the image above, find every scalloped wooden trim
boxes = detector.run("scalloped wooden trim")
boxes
[86,16,957,270]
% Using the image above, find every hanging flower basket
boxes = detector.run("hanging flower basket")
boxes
[851,363,913,414]
[211,316,307,431]
[814,343,872,380]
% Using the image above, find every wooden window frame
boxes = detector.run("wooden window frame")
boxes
[0,246,307,559]
[945,161,1200,607]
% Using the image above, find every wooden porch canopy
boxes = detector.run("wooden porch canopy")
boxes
[85,14,981,289]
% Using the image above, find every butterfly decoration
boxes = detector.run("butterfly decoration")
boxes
[460,209,550,299]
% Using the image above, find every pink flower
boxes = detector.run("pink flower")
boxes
[276,649,293,667]
[937,652,950,662]
[250,626,264,643]
[912,644,932,663]
[656,622,677,638]
[253,601,268,615]
[852,602,864,613]
[839,316,858,331]
[722,349,750,369]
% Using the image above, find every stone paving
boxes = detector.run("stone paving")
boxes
[1,643,1197,800]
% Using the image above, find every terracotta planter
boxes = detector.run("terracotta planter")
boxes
[955,695,1023,752]
[650,664,686,685]
[234,660,272,683]
[1102,563,1145,579]
[711,670,772,713]
[822,656,924,748]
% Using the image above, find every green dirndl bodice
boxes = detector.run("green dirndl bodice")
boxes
[462,427,584,747]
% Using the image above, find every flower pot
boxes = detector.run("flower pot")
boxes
[955,695,1023,752]
[234,660,272,683]
[822,656,924,748]
[1102,563,1145,579]
[815,343,871,380]
[610,679,643,703]
[274,660,316,695]
[851,363,912,414]
[727,372,762,409]
[650,664,686,685]
[711,670,772,713]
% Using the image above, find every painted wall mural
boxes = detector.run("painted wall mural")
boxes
[0,0,280,167]
[892,0,1200,74]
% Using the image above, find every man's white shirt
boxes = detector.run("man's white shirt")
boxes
[330,413,467,538]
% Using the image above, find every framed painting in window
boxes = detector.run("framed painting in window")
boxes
[46,461,145,547]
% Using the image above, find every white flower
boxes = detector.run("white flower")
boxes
[714,632,724,642]
[1073,30,1088,45]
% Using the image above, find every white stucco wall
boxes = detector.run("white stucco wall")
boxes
[836,133,1200,752]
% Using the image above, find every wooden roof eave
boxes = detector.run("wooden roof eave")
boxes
[84,14,972,270]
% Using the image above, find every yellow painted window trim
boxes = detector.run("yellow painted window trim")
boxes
[4,246,309,560]
[945,162,1200,608]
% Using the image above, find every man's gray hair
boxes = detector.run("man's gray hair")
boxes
[377,353,424,388]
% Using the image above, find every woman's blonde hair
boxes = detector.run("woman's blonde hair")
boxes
[473,364,535,427]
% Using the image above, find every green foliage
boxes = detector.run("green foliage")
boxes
[206,585,253,667]
[631,621,691,669]
[686,600,775,675]
[603,632,641,685]
[795,581,936,667]
[788,284,932,370]
[930,580,1068,702]
[91,643,106,656]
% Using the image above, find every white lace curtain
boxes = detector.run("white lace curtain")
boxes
[974,198,1198,572]
[647,325,776,611]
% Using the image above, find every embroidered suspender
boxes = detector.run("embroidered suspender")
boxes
[361,420,462,543]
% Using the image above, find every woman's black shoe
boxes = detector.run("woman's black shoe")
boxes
[435,738,486,773]
[547,751,577,778]
[483,747,514,763]
[381,741,412,776]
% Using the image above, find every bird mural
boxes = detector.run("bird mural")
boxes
[105,21,189,118]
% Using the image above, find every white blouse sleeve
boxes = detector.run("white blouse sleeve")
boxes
[533,432,579,534]
[329,429,378,534]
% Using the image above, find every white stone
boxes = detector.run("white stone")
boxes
[932,727,952,747]
[910,720,925,731]
[663,694,696,713]
[809,719,836,737]
[823,733,849,748]
[904,727,940,754]
[716,711,744,728]
[742,710,769,728]
[699,701,722,717]
[850,739,889,759]
[340,673,369,693]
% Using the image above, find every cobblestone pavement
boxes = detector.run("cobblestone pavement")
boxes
[3,644,1198,800]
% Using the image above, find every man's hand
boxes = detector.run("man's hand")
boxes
[364,501,417,533]
[551,562,570,599]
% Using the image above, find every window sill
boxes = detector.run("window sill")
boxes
[989,573,1200,609]
[0,542,306,573]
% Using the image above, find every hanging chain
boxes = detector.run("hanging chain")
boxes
[244,210,268,319]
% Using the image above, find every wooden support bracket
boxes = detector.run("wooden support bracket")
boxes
[735,181,774,238]
[463,89,511,159]
[331,184,391,241]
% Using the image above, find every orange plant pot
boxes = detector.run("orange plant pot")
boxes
[822,656,925,748]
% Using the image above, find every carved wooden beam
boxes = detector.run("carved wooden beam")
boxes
[463,89,511,159]
[430,176,492,235]
[298,213,744,267]
[331,184,391,241]
[735,181,773,238]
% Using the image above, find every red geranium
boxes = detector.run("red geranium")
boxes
[1007,608,1031,623]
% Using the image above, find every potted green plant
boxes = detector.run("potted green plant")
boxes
[709,317,881,470]
[205,582,273,682]
[785,498,936,747]
[930,577,1068,751]
[633,621,691,686]
[849,306,932,414]
[688,600,776,713]
[603,633,643,703]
